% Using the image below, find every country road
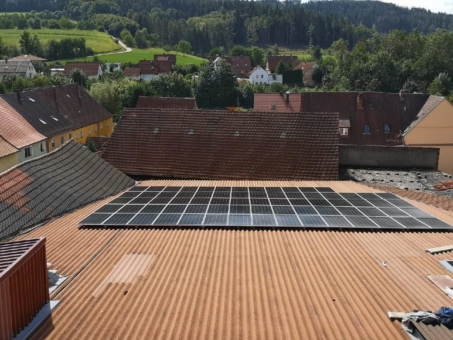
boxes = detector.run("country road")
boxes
[96,37,132,57]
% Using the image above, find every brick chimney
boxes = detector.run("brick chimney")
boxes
[357,93,363,110]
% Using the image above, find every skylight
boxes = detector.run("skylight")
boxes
[28,97,35,102]
[39,119,47,124]
[66,94,71,98]
[51,115,59,121]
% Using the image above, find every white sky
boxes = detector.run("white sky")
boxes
[379,0,453,13]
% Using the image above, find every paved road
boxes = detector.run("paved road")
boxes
[96,37,132,57]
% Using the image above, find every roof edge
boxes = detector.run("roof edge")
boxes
[403,96,445,136]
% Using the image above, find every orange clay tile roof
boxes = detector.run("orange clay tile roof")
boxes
[0,98,46,149]
[102,109,339,180]
[10,180,453,340]
[124,67,140,77]
[136,96,198,109]
[0,141,134,240]
[293,61,316,72]
[0,135,18,158]
[254,92,303,112]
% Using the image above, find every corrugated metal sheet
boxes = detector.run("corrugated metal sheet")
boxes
[0,238,49,340]
[11,181,453,340]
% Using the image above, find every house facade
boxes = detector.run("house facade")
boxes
[214,56,252,76]
[0,60,37,80]
[294,62,317,86]
[249,66,269,84]
[403,96,453,174]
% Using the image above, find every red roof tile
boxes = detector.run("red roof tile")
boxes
[154,54,176,66]
[64,62,101,76]
[124,67,140,77]
[267,56,298,72]
[33,84,112,129]
[136,96,198,109]
[224,56,252,73]
[294,61,316,72]
[102,109,339,180]
[254,92,430,146]
[0,98,46,149]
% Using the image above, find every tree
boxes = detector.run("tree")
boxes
[86,137,98,153]
[69,68,88,88]
[177,40,192,56]
[134,28,148,49]
[209,47,223,57]
[250,46,265,67]
[150,73,193,97]
[120,29,136,47]
[229,45,250,57]
[275,61,292,74]
[90,81,122,121]
[312,67,324,86]
[429,73,453,96]
[195,60,237,108]
[312,46,322,61]
[59,17,76,29]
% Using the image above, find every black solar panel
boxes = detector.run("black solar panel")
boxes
[79,186,453,230]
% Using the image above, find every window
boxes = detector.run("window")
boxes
[107,121,110,127]
[24,147,32,158]
[363,125,370,134]
[81,131,84,138]
[40,142,44,152]
[69,133,72,140]
[245,64,248,67]
[256,75,258,79]
[94,125,97,132]
[100,123,103,129]
[51,140,55,148]
[88,128,91,134]
[75,133,78,139]
[61,136,64,144]
[261,75,263,78]
[383,124,391,133]
[339,128,349,136]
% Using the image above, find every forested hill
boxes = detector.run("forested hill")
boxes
[302,0,453,33]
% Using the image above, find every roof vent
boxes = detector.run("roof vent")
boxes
[270,104,276,110]
[153,128,159,133]
[39,118,47,124]
[188,129,194,135]
[64,115,68,119]
[234,131,240,137]
[51,115,59,121]
[280,132,286,138]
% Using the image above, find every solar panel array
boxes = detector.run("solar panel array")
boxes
[79,187,453,230]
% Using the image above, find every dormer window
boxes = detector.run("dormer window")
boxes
[339,128,349,136]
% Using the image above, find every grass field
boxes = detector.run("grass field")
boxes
[0,29,121,54]
[68,47,207,66]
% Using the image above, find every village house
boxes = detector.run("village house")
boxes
[0,60,37,80]
[293,61,318,86]
[249,66,283,85]
[64,62,103,79]
[214,56,252,76]
[266,55,298,72]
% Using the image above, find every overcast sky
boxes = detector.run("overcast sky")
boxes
[379,0,453,13]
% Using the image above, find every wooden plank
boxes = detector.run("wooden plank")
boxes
[426,245,453,254]
[387,312,406,320]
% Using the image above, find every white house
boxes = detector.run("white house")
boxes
[0,60,37,80]
[249,66,283,85]
[105,63,122,73]
[250,66,269,85]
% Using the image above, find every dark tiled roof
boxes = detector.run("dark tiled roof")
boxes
[0,141,134,240]
[102,109,339,180]
[138,60,171,75]
[403,95,445,134]
[136,96,198,109]
[224,56,252,73]
[1,92,74,137]
[33,84,112,129]
[254,92,431,146]
[267,56,298,71]
[64,62,100,76]
[124,67,140,77]
[0,60,31,74]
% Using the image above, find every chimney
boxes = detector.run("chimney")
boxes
[16,91,22,102]
[399,90,406,101]
[286,91,290,103]
[279,91,284,96]
[5,58,7,64]
[357,92,363,110]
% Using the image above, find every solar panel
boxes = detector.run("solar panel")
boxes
[79,186,453,231]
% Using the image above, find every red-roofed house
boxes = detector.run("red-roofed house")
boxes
[266,56,298,72]
[294,62,318,86]
[124,60,172,80]
[154,54,177,66]
[214,56,252,76]
[64,62,103,79]
[124,67,141,80]
[136,96,198,109]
